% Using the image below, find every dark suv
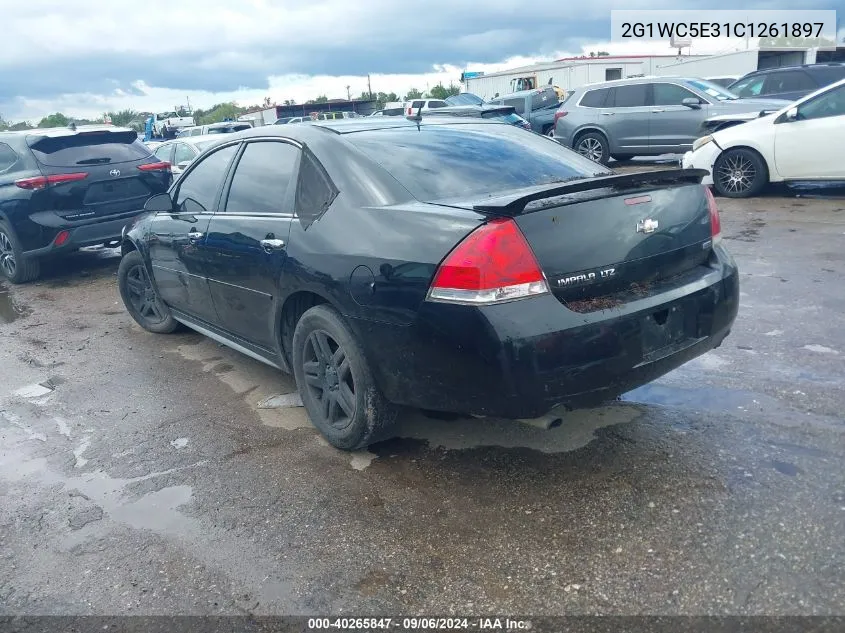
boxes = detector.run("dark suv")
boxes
[0,125,171,283]
[728,63,845,102]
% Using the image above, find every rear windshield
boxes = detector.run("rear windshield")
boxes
[489,112,527,125]
[346,124,609,200]
[28,131,151,167]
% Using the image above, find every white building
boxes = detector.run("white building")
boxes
[464,47,845,99]
[464,55,706,100]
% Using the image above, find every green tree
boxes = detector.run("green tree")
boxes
[404,88,423,100]
[429,83,460,99]
[37,112,69,128]
[106,109,138,127]
[283,99,296,106]
[314,95,329,104]
[196,102,245,125]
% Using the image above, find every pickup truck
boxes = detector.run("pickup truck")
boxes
[151,111,195,139]
[487,86,560,136]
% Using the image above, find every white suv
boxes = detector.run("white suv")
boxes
[403,99,449,115]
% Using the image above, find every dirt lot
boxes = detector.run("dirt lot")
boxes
[1,176,844,616]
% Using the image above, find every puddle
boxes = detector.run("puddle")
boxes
[383,404,644,454]
[0,288,31,324]
[621,383,780,412]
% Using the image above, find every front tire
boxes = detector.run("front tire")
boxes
[0,221,40,284]
[713,148,768,198]
[118,250,178,333]
[292,304,399,450]
[575,132,610,165]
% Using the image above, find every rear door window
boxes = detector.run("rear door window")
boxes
[153,144,174,163]
[427,101,449,109]
[174,143,197,165]
[609,84,648,107]
[763,71,817,95]
[28,131,151,167]
[295,149,338,226]
[730,75,766,97]
[224,141,299,215]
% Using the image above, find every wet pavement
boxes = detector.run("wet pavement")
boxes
[0,190,844,616]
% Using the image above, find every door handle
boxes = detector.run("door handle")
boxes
[187,230,204,241]
[651,109,666,113]
[260,238,286,253]
[600,112,615,116]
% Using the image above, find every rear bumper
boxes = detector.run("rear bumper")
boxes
[23,210,144,257]
[351,246,739,419]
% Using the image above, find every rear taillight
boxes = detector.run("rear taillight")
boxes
[553,111,568,124]
[53,230,70,247]
[14,172,88,190]
[704,186,722,244]
[427,218,550,305]
[137,161,171,172]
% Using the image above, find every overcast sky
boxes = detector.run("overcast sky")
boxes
[2,0,842,122]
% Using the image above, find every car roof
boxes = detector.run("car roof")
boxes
[0,124,134,139]
[424,104,514,113]
[740,62,845,77]
[575,76,704,91]
[155,133,229,147]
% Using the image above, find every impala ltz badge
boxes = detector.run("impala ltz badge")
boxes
[556,267,616,287]
[109,169,121,177]
[637,218,658,234]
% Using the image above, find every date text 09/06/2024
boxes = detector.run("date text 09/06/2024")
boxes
[307,618,532,630]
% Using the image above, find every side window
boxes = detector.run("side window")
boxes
[224,141,299,215]
[174,144,238,214]
[503,98,526,114]
[0,143,21,173]
[731,75,765,97]
[580,88,609,108]
[428,101,448,109]
[652,83,700,106]
[295,150,338,227]
[174,143,196,165]
[605,68,622,81]
[797,83,845,121]
[153,144,173,162]
[763,71,817,95]
[411,100,425,109]
[610,84,648,107]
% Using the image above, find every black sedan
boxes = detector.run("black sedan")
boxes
[118,118,739,450]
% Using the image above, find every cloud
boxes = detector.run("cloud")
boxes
[2,0,840,121]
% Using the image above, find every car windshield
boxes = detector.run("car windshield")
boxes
[346,123,609,200]
[685,79,739,101]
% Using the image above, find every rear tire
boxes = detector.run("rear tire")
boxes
[0,221,40,284]
[292,304,399,451]
[118,250,179,333]
[574,132,610,165]
[713,148,768,198]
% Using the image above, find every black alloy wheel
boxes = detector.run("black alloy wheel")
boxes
[118,250,178,333]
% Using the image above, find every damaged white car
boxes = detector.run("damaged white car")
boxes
[683,78,845,198]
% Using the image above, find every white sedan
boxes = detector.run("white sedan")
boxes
[683,78,845,198]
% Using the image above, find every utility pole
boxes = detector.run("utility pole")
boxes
[367,74,373,99]
[346,85,351,101]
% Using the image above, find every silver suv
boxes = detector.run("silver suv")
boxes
[552,76,789,164]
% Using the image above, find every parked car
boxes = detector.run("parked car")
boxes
[487,86,560,136]
[445,93,485,106]
[683,78,845,198]
[420,105,532,130]
[150,135,227,177]
[370,103,405,117]
[727,63,845,102]
[275,116,310,125]
[178,122,253,137]
[0,125,171,283]
[118,118,738,450]
[553,77,790,164]
[705,76,739,88]
[402,99,450,115]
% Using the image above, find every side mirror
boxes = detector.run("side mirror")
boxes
[144,193,175,213]
[682,97,702,109]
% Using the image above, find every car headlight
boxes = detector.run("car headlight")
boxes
[692,135,713,152]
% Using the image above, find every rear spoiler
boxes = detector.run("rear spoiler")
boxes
[472,168,709,215]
